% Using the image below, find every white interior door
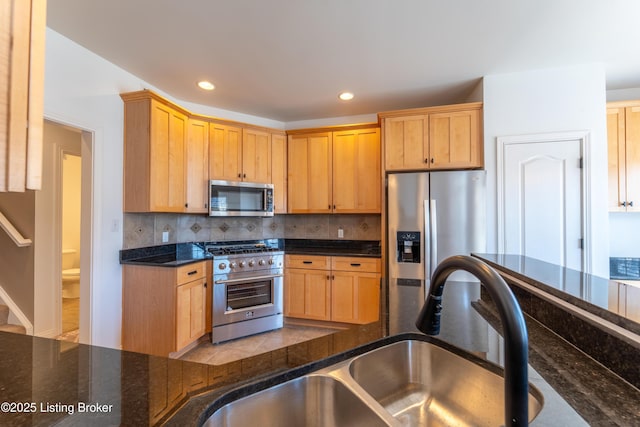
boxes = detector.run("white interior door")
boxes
[498,133,585,271]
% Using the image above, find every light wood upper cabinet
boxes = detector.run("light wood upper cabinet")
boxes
[0,0,46,192]
[287,132,333,213]
[607,101,640,212]
[122,95,187,212]
[380,102,483,171]
[185,119,209,213]
[209,123,243,181]
[429,108,482,169]
[384,115,429,170]
[242,128,272,183]
[209,125,272,183]
[332,128,381,213]
[271,133,288,213]
[288,127,380,213]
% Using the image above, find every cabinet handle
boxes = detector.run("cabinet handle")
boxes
[187,270,198,275]
[243,173,246,178]
[630,201,635,207]
[424,158,429,163]
[204,282,207,288]
[327,275,330,280]
[185,203,188,208]
[350,263,361,267]
[328,204,331,209]
[332,275,335,280]
[333,205,336,210]
[303,261,313,264]
[431,158,434,163]
[238,173,242,178]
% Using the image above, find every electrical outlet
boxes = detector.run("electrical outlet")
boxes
[338,227,344,238]
[162,231,169,243]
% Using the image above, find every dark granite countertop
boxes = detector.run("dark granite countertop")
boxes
[119,239,381,268]
[3,270,639,425]
[120,243,212,267]
[283,239,381,258]
[473,253,640,335]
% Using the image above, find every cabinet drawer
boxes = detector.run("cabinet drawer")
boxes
[331,257,381,273]
[176,262,206,285]
[285,254,330,270]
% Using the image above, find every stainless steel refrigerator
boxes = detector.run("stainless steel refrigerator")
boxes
[387,170,487,337]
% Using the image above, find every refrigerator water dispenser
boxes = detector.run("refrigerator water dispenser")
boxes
[397,231,420,263]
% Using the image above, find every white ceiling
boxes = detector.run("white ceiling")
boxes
[47,0,640,123]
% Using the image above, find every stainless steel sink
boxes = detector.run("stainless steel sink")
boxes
[348,340,544,426]
[203,337,544,426]
[204,374,388,427]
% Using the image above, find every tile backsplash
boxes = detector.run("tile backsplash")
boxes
[123,213,381,249]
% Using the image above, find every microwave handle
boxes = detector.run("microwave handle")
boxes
[264,188,268,210]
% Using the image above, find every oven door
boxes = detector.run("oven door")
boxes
[212,273,283,326]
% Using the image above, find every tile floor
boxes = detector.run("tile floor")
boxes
[180,324,340,366]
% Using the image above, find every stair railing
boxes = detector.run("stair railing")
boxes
[0,211,32,247]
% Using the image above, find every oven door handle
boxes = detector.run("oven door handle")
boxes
[214,274,283,284]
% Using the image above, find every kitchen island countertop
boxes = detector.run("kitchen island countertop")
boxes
[2,260,640,425]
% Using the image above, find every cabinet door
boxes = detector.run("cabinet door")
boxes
[305,270,331,320]
[209,123,242,181]
[284,268,330,320]
[333,128,380,213]
[332,271,380,324]
[185,119,209,213]
[148,358,185,425]
[271,133,287,213]
[331,272,356,322]
[608,107,627,212]
[242,128,271,183]
[287,133,332,213]
[176,279,206,351]
[284,269,306,317]
[429,108,482,169]
[625,107,640,212]
[384,115,429,171]
[150,100,186,212]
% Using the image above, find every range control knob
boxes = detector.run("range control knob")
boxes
[248,260,255,267]
[268,259,274,265]
[239,261,246,268]
[218,262,227,270]
[258,259,266,266]
[229,262,237,269]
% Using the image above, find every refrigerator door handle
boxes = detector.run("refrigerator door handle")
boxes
[430,199,438,279]
[423,199,431,281]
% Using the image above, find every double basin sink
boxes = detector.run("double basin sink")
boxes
[203,335,543,426]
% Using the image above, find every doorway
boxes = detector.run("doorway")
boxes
[497,131,590,274]
[34,120,92,342]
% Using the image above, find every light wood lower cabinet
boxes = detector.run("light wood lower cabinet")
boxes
[123,261,208,357]
[284,255,381,324]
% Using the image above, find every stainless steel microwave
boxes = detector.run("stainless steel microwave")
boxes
[209,180,274,216]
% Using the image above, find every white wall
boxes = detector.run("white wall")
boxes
[483,64,609,278]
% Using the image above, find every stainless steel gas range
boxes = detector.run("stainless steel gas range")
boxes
[206,241,284,343]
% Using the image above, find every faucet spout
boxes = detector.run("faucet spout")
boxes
[416,255,529,427]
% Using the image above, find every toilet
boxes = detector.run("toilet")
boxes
[62,249,80,299]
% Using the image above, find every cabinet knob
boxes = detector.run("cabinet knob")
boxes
[431,158,434,163]
[630,201,635,207]
[238,173,242,178]
[622,201,628,207]
[424,158,429,163]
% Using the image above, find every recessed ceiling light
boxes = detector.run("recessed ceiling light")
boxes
[339,92,354,101]
[197,81,215,91]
